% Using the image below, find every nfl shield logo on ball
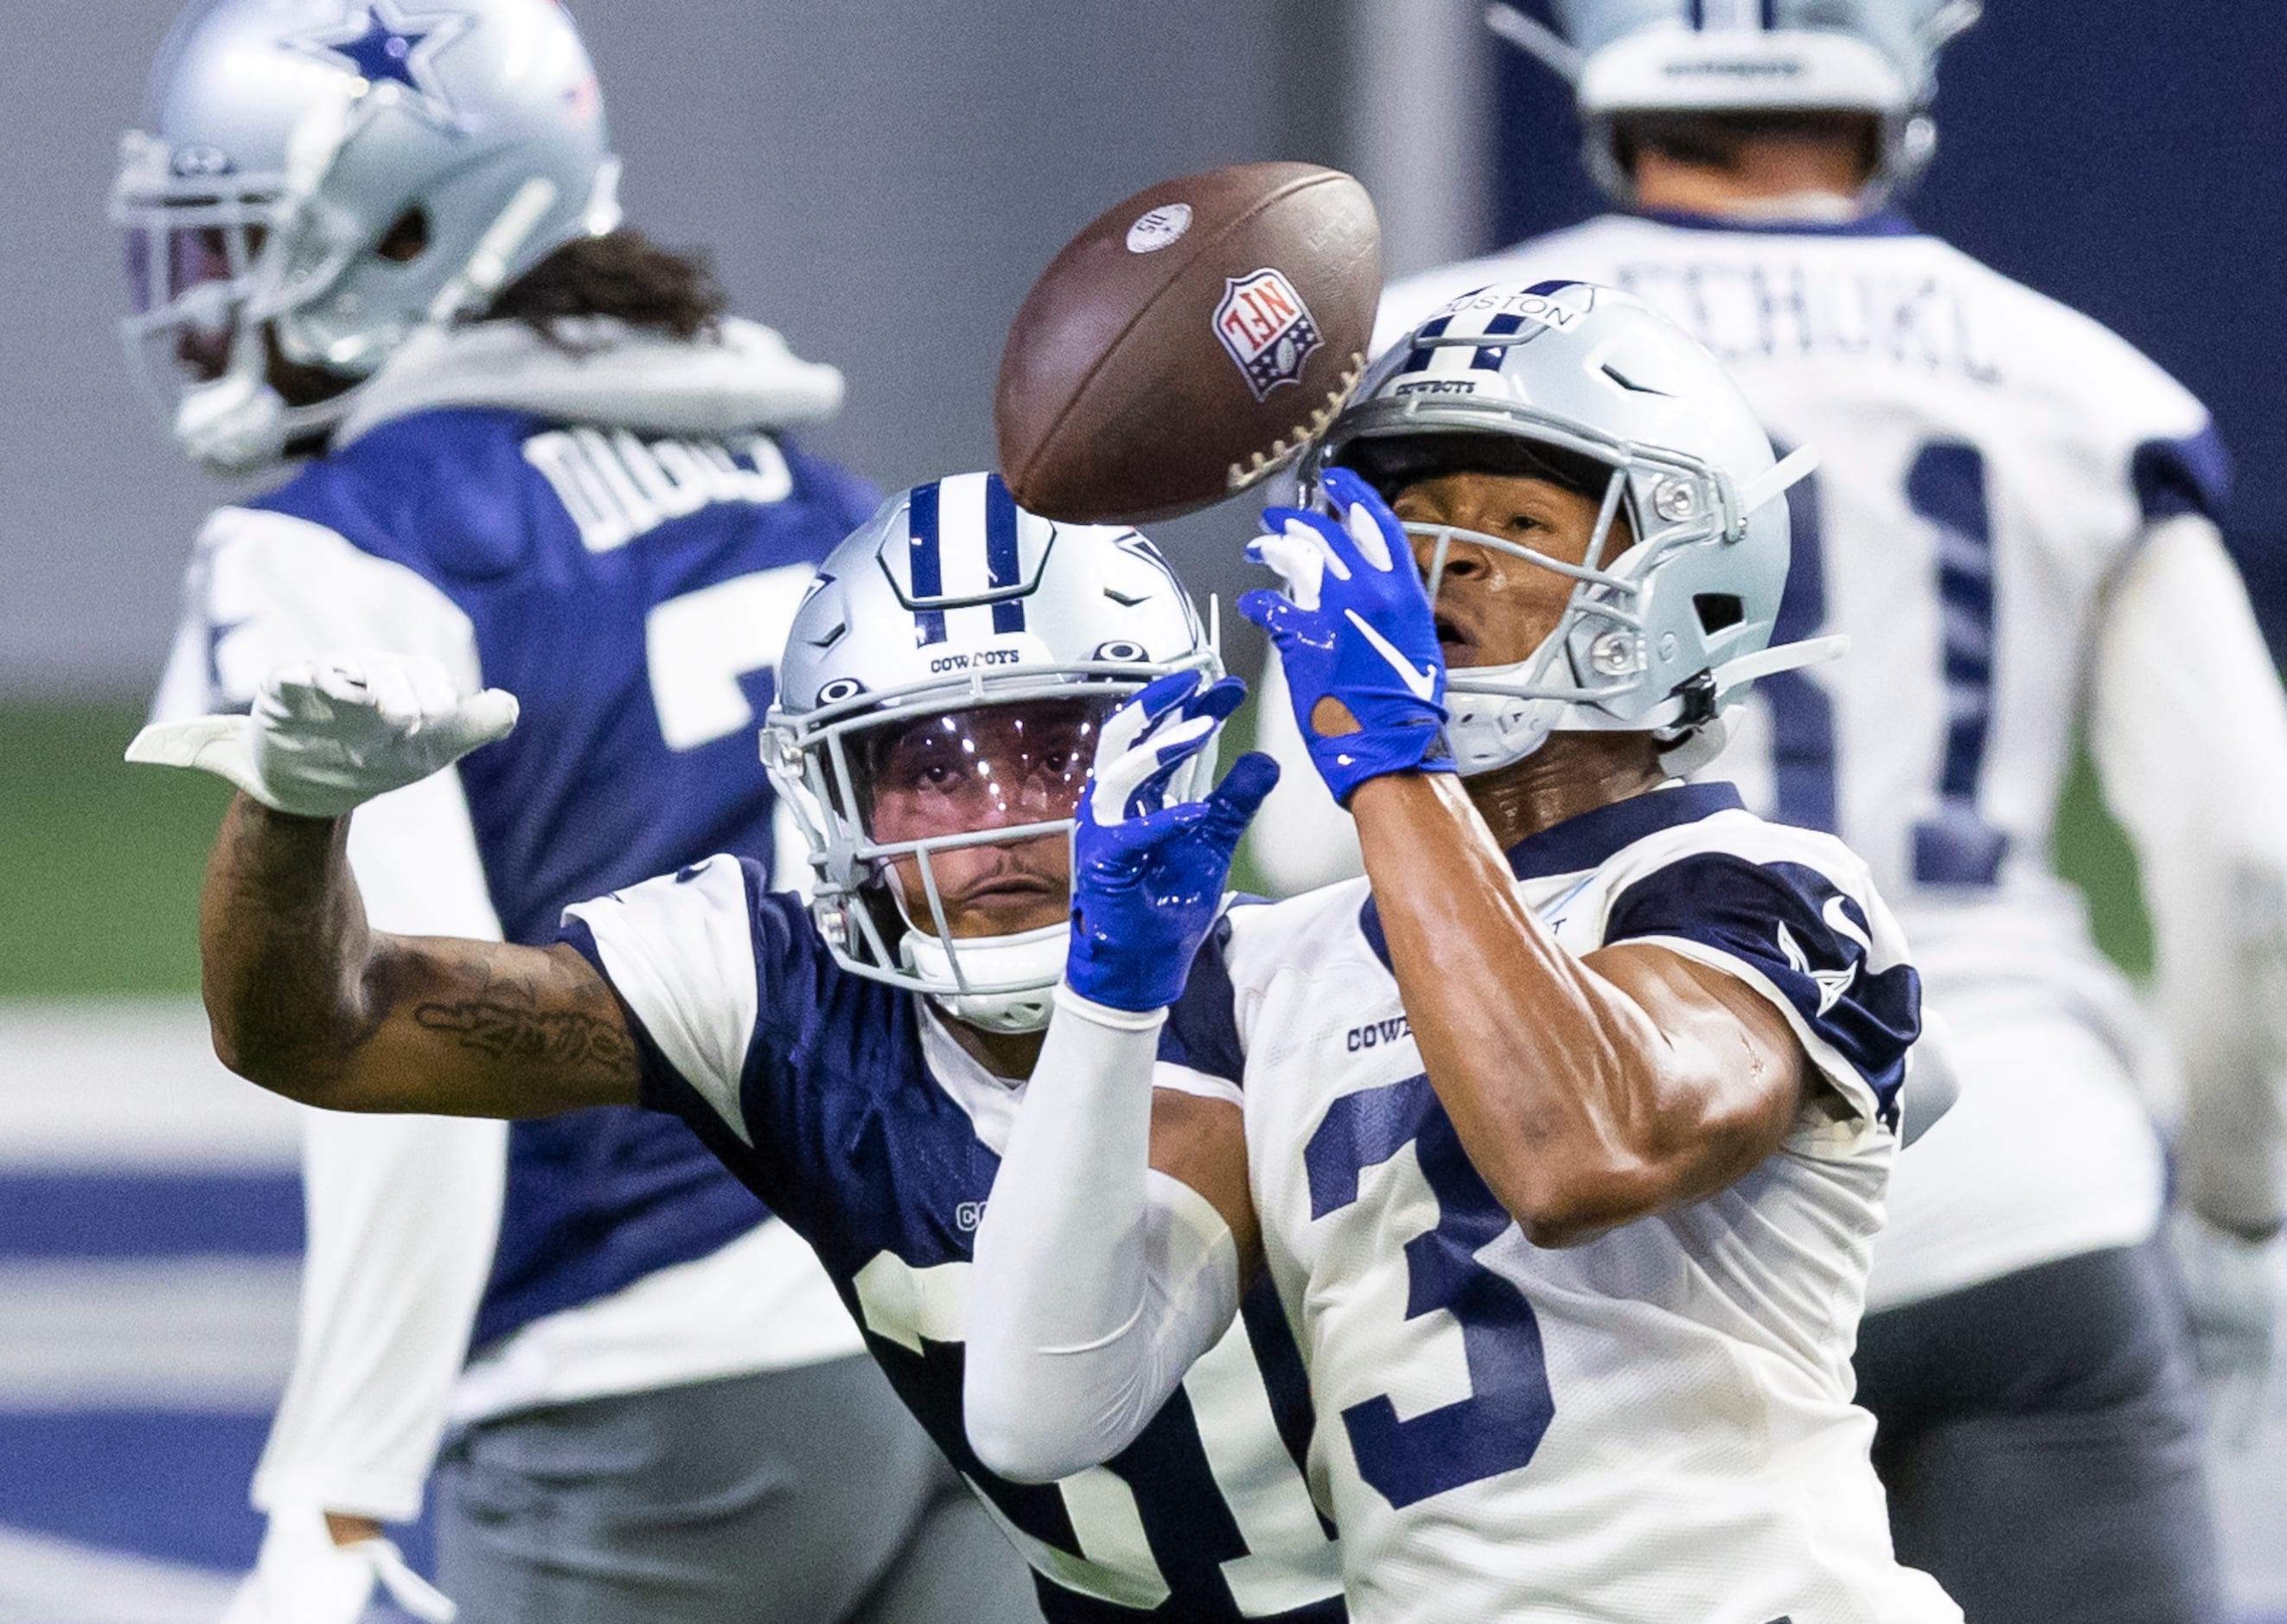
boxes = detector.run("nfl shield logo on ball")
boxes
[1213,268,1323,400]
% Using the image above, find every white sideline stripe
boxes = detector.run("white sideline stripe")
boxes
[0,1525,235,1622]
[0,1001,302,1171]
[0,1259,298,1412]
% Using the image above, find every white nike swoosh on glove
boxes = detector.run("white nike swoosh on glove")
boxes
[1345,609,1438,701]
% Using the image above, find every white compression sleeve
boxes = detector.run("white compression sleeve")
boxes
[1243,644,1365,896]
[248,769,509,1523]
[2092,515,2287,1233]
[965,987,1243,1484]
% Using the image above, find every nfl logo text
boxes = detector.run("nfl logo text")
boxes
[1213,268,1323,400]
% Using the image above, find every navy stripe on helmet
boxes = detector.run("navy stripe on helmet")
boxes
[1403,314,1453,374]
[1687,0,1705,29]
[906,480,949,646]
[984,473,1026,634]
[1760,0,1778,29]
[1473,310,1525,372]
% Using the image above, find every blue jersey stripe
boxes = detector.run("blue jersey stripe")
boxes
[907,480,949,646]
[986,473,1026,634]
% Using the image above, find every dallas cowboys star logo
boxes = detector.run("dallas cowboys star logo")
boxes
[297,1,473,122]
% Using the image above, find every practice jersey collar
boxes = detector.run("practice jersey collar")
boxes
[1500,780,1744,880]
[1358,782,1745,971]
[1632,206,1919,239]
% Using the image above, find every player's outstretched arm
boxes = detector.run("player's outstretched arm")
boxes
[965,675,1275,1482]
[133,653,640,1119]
[201,795,637,1116]
[1351,770,1805,1247]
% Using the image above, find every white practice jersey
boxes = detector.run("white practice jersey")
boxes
[1179,783,1955,1623]
[1358,211,2235,1302]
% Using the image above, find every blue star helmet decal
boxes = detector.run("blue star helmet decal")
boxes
[297,1,473,122]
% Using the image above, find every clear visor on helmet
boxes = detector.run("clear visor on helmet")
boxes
[112,176,286,412]
[825,694,1118,970]
[769,648,1215,1009]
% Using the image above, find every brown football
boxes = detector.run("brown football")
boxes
[996,162,1382,525]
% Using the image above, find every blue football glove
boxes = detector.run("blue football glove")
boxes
[1066,671,1281,1013]
[1237,465,1453,806]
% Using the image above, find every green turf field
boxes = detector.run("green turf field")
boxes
[1,706,233,997]
[0,700,2155,998]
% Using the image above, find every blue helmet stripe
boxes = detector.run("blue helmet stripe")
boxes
[1760,0,1778,29]
[1687,0,1705,29]
[1403,314,1453,374]
[907,480,949,646]
[1473,311,1525,372]
[984,474,1026,634]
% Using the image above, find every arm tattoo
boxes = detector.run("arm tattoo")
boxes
[394,942,636,1088]
[414,997,636,1074]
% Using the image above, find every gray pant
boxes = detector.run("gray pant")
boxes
[434,1355,1044,1624]
[1855,1241,2226,1624]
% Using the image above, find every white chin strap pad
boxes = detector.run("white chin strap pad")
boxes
[176,371,290,475]
[899,924,1069,1035]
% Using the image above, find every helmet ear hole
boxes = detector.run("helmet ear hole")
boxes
[375,208,431,264]
[1694,593,1745,636]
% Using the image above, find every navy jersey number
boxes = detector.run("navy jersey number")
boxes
[1303,1074,1555,1509]
[1761,439,2008,885]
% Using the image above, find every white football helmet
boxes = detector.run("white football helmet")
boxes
[1307,279,1828,777]
[114,0,622,474]
[1488,0,1982,207]
[764,472,1217,1035]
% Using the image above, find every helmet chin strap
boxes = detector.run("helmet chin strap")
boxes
[898,924,1069,1036]
[1447,635,1849,777]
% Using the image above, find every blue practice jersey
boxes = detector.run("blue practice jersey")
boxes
[172,404,876,1351]
[562,857,1348,1623]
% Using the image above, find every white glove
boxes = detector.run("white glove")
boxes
[125,652,519,819]
[221,1504,457,1624]
[2170,1207,2284,1447]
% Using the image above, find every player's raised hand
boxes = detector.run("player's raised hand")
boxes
[1065,671,1279,1013]
[1239,465,1453,805]
[125,652,520,818]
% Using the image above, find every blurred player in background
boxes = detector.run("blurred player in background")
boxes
[1249,2,2287,1618]
[131,482,1349,1624]
[116,3,1035,1620]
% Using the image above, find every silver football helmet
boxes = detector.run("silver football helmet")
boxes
[1488,0,1982,207]
[114,0,622,474]
[1306,279,1828,777]
[763,472,1217,1035]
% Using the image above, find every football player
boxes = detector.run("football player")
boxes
[128,476,1350,1624]
[117,3,1033,1620]
[962,284,1963,1622]
[1270,3,2282,1619]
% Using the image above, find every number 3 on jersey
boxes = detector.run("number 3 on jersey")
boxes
[1304,1074,1556,1509]
[644,563,818,751]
